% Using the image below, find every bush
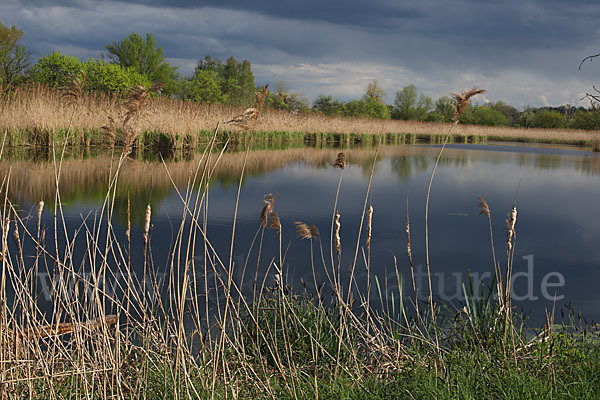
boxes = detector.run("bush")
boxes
[27,51,82,88]
[83,59,151,94]
[531,110,566,129]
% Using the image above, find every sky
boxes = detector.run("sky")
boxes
[1,0,600,108]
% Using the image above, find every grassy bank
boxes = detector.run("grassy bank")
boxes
[1,84,599,149]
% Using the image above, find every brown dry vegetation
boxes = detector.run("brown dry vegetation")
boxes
[3,144,600,208]
[2,84,600,146]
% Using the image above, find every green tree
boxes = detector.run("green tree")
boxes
[0,22,30,86]
[393,84,418,120]
[531,110,566,129]
[434,96,456,122]
[568,110,600,130]
[490,101,518,125]
[105,32,178,94]
[221,56,255,105]
[471,105,508,126]
[313,95,344,116]
[363,79,385,103]
[362,98,390,119]
[361,79,390,119]
[28,51,82,88]
[83,59,151,93]
[267,81,309,113]
[516,108,535,127]
[184,69,223,103]
[412,94,433,121]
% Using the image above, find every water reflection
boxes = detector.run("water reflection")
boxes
[4,142,600,323]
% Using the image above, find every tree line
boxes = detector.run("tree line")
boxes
[1,22,599,130]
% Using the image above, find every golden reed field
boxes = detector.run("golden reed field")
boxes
[1,83,599,145]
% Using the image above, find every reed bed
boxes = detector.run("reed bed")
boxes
[2,84,600,148]
[0,86,598,399]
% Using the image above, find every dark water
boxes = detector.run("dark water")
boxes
[7,142,600,325]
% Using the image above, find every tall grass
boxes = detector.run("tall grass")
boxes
[0,86,598,399]
[2,83,600,148]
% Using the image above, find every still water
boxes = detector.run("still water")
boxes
[6,142,600,324]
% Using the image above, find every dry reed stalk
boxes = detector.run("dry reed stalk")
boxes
[504,205,517,305]
[478,196,503,306]
[217,85,270,397]
[19,315,117,340]
[405,201,418,314]
[366,205,373,248]
[330,152,345,285]
[424,87,486,352]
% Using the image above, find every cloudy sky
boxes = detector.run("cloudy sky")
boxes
[1,0,599,108]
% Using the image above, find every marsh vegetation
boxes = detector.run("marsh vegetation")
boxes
[0,83,598,400]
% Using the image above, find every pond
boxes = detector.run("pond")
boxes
[4,141,600,325]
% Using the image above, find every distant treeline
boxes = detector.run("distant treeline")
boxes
[1,22,599,130]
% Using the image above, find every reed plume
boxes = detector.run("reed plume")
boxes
[268,212,281,233]
[61,70,85,107]
[260,193,276,227]
[294,221,312,239]
[334,152,346,169]
[226,85,269,131]
[451,87,487,121]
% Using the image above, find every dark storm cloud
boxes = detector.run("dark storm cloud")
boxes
[2,0,600,106]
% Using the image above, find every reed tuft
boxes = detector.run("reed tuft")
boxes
[294,221,312,239]
[334,152,346,169]
[268,212,281,233]
[451,87,487,121]
[61,70,86,106]
[478,196,491,217]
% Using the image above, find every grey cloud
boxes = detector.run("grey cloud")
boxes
[1,0,599,107]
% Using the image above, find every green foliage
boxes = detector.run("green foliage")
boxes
[363,79,385,103]
[190,54,256,106]
[463,105,509,126]
[27,51,82,88]
[106,32,178,95]
[490,100,519,125]
[568,110,600,130]
[312,80,390,119]
[0,22,30,86]
[83,59,151,93]
[531,110,566,129]
[266,82,309,113]
[221,57,255,105]
[392,85,433,121]
[184,69,223,103]
[433,96,456,122]
[313,95,345,116]
[393,84,418,119]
